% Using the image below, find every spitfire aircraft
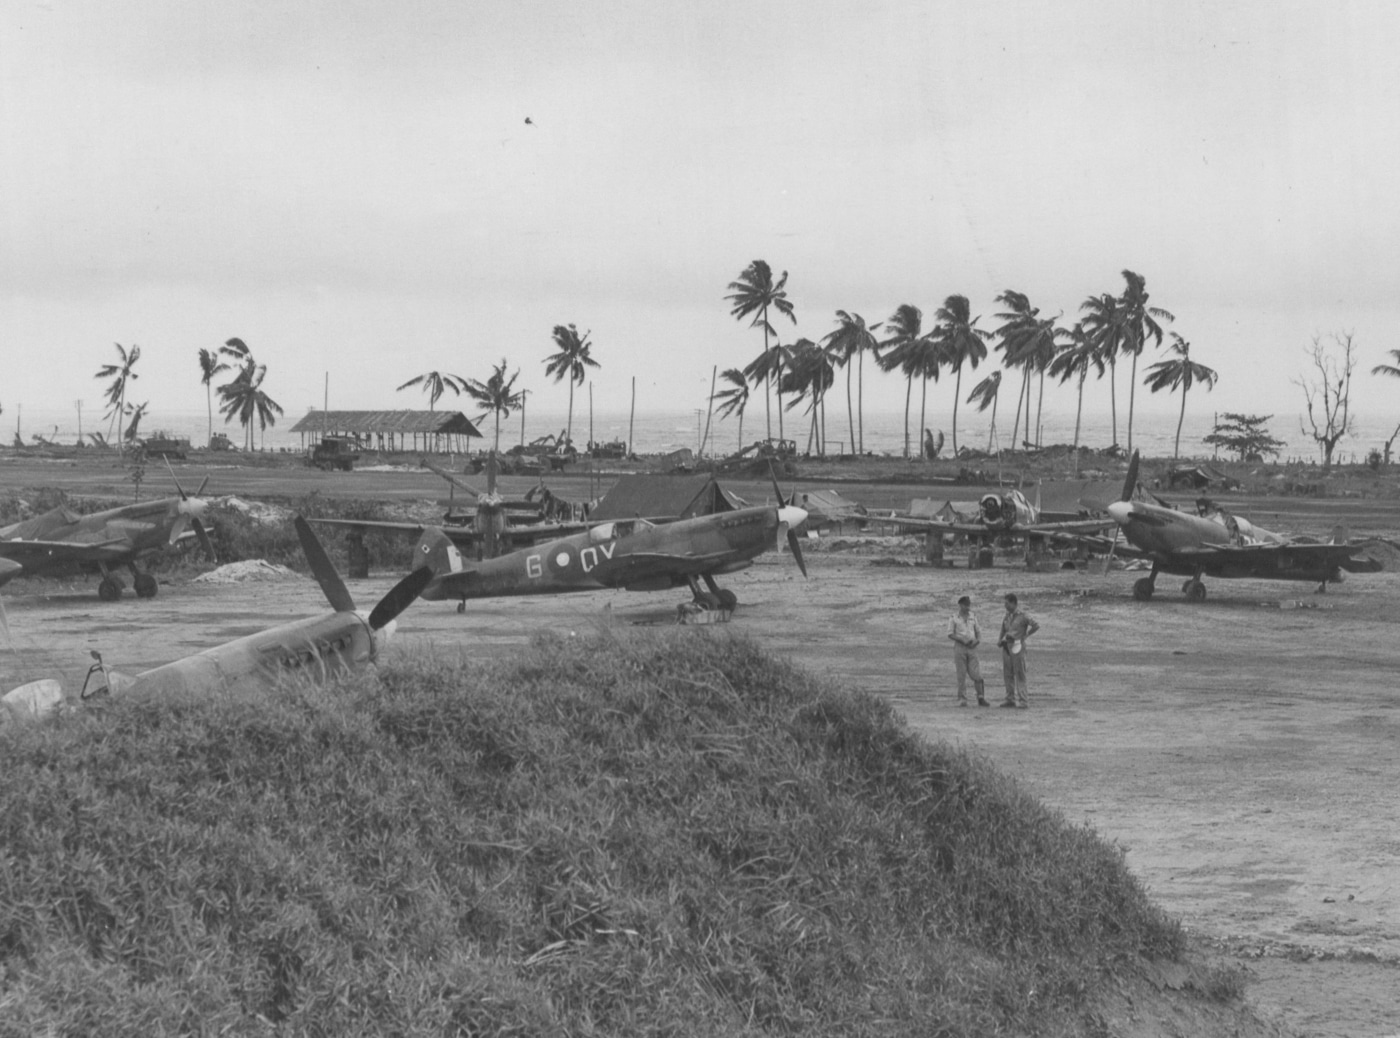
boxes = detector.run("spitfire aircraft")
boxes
[2,517,431,721]
[410,486,809,613]
[888,483,1115,564]
[1103,451,1381,601]
[0,471,216,600]
[309,454,586,562]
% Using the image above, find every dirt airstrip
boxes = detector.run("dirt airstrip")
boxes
[3,457,1399,1036]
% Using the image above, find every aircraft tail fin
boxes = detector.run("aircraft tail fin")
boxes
[295,515,357,613]
[413,527,467,577]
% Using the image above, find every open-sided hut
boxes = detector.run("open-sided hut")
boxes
[290,410,482,454]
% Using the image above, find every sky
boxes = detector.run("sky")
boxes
[3,0,1399,446]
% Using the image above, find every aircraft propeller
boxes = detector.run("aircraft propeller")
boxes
[767,463,809,578]
[163,457,218,560]
[294,516,433,632]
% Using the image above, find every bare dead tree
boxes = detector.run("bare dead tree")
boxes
[1294,331,1357,467]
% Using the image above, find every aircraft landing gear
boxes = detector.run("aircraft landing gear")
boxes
[702,574,738,612]
[457,599,467,614]
[133,571,159,598]
[98,576,124,602]
[1183,579,1207,602]
[1132,577,1154,601]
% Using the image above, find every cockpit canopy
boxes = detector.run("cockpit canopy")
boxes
[588,518,653,543]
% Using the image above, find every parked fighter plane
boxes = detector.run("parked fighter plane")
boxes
[1104,451,1381,601]
[309,454,586,562]
[410,482,809,613]
[2,517,431,719]
[887,483,1115,565]
[0,472,216,600]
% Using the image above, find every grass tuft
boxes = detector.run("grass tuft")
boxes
[2,630,1190,1035]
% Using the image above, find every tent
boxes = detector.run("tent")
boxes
[591,474,743,521]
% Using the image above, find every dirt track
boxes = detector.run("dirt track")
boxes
[3,459,1399,1035]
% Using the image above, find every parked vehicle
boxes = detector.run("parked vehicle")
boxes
[307,436,361,471]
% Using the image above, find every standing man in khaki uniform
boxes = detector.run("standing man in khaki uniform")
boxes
[947,595,988,707]
[997,593,1040,709]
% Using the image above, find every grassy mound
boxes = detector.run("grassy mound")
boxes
[2,631,1190,1035]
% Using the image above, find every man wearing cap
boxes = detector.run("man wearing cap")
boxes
[947,595,988,707]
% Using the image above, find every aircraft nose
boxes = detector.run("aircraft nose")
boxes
[181,496,210,518]
[1106,501,1132,525]
[777,504,808,530]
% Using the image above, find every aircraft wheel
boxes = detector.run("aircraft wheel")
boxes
[1132,577,1155,602]
[134,573,159,598]
[98,578,123,602]
[456,600,467,614]
[715,588,738,611]
[1184,580,1207,602]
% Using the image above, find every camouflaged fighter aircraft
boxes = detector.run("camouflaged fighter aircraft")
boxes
[1102,451,1381,601]
[409,480,809,614]
[0,468,216,600]
[308,453,586,563]
[2,517,431,722]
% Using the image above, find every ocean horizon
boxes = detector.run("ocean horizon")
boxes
[7,402,1396,466]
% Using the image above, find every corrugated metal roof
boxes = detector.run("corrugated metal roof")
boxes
[289,410,483,436]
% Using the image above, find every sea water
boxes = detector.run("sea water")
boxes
[9,403,1396,464]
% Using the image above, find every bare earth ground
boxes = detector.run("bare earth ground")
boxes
[3,458,1400,1035]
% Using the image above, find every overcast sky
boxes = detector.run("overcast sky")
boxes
[3,0,1398,439]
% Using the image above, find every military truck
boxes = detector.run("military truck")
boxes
[141,432,192,460]
[307,436,361,471]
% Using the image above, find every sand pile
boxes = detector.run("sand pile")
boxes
[193,560,297,584]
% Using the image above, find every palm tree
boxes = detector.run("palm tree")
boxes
[933,295,990,456]
[1143,332,1217,458]
[464,359,525,452]
[783,339,836,455]
[123,401,150,444]
[742,340,790,438]
[1118,270,1174,454]
[1372,349,1400,463]
[1047,324,1107,452]
[711,368,751,453]
[725,260,796,442]
[219,361,284,451]
[823,310,882,455]
[1001,300,1068,449]
[967,371,1002,453]
[95,343,141,454]
[543,323,600,447]
[878,304,926,459]
[198,348,229,446]
[397,370,467,411]
[1078,293,1128,447]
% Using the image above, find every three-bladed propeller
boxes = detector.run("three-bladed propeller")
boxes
[163,458,217,560]
[768,463,808,578]
[294,516,433,632]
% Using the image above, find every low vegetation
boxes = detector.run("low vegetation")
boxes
[0,630,1211,1035]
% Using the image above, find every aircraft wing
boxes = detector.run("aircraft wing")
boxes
[307,516,588,545]
[1164,541,1383,572]
[889,515,1116,538]
[0,537,134,570]
[603,550,740,585]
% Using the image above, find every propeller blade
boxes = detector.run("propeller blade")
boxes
[367,565,435,631]
[1121,450,1140,502]
[787,527,808,578]
[168,514,190,545]
[192,517,217,561]
[195,474,210,497]
[1104,525,1120,572]
[294,515,356,613]
[420,458,486,499]
[767,460,788,507]
[164,456,187,499]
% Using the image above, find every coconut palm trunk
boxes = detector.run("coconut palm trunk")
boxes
[1174,382,1188,458]
[951,368,962,456]
[845,365,856,456]
[902,374,912,459]
[919,380,928,460]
